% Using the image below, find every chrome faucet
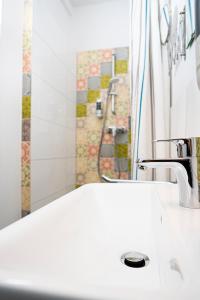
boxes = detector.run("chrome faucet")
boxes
[138,138,200,209]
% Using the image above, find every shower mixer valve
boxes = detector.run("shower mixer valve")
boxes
[107,126,127,137]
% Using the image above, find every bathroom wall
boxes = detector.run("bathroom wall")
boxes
[0,0,24,228]
[76,47,131,186]
[73,0,130,52]
[30,0,76,211]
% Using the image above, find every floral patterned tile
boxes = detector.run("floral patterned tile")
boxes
[76,118,86,129]
[77,79,87,91]
[100,158,115,172]
[76,144,87,158]
[102,132,114,144]
[115,60,128,74]
[23,31,32,52]
[87,145,99,158]
[22,142,30,164]
[115,144,128,158]
[76,104,87,117]
[87,130,101,145]
[87,90,100,103]
[101,75,111,89]
[76,158,87,173]
[77,52,89,65]
[87,158,98,172]
[89,64,100,77]
[22,96,31,119]
[115,116,129,128]
[77,64,89,79]
[76,47,130,181]
[85,116,102,131]
[22,186,31,212]
[22,119,31,141]
[100,49,113,62]
[23,51,31,74]
[88,50,102,64]
[76,173,86,185]
[22,163,30,187]
[85,171,99,183]
[76,129,87,144]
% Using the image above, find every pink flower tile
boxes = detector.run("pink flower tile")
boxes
[77,78,87,91]
[100,49,112,62]
[23,52,31,74]
[88,145,99,157]
[102,132,114,144]
[22,142,30,164]
[89,64,100,76]
[100,158,114,171]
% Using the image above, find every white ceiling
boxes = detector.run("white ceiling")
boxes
[69,0,117,7]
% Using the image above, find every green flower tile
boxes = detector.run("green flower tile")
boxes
[101,75,111,89]
[115,60,128,74]
[115,144,128,158]
[87,90,100,103]
[22,96,31,119]
[76,104,87,117]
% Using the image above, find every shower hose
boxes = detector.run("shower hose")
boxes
[97,94,121,181]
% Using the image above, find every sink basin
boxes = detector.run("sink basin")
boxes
[0,183,200,299]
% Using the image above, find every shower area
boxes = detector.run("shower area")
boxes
[76,47,131,187]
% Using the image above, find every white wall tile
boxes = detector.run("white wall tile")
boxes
[32,74,75,128]
[31,0,76,210]
[31,158,75,204]
[31,117,75,159]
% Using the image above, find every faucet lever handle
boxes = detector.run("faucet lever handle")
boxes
[153,138,192,157]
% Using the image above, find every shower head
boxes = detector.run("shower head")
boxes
[109,77,120,85]
[107,77,120,95]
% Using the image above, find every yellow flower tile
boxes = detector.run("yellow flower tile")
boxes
[87,90,100,103]
[101,75,111,89]
[115,144,128,158]
[76,104,87,117]
[22,96,31,119]
[115,60,128,74]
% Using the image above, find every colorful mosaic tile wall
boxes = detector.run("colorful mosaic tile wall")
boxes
[22,0,32,216]
[76,47,131,186]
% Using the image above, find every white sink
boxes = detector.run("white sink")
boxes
[0,183,200,299]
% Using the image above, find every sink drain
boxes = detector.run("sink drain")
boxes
[121,252,150,268]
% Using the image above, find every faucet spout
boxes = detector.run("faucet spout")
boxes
[137,159,194,208]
